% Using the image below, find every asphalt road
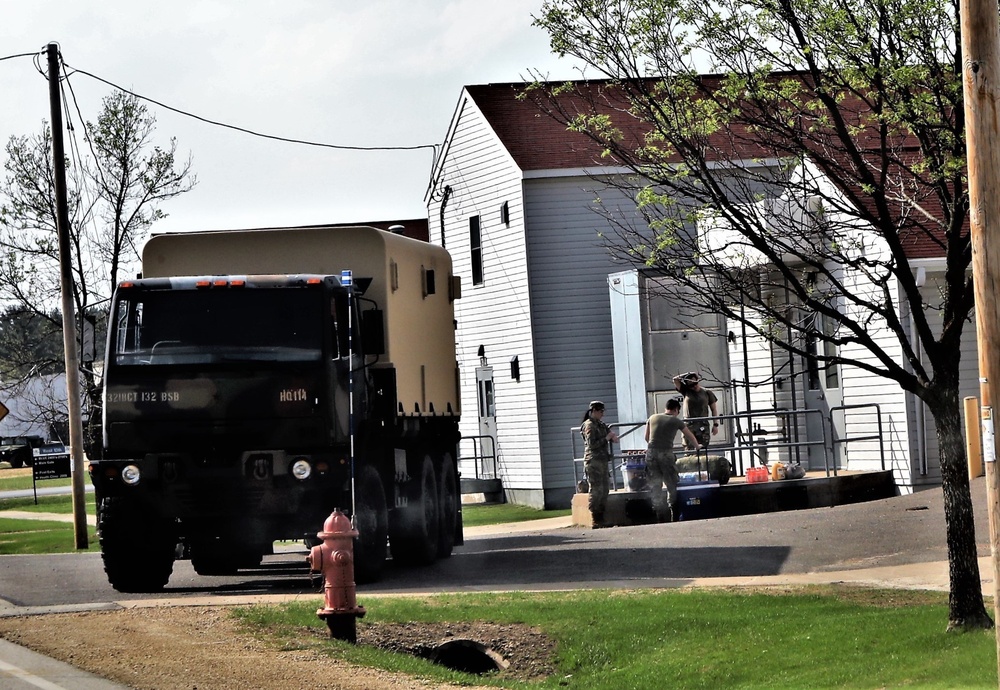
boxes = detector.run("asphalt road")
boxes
[0,476,987,612]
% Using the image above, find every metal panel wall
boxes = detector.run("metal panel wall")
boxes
[524,177,638,503]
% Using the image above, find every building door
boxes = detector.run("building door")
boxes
[475,367,497,478]
[803,312,844,469]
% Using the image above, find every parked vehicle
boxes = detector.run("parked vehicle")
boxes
[0,436,44,468]
[91,225,463,592]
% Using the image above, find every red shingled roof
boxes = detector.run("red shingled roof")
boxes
[466,78,774,170]
[465,81,642,171]
[463,79,959,260]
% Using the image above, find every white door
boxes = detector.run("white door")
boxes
[475,367,497,478]
[803,312,844,469]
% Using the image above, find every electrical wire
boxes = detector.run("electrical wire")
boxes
[0,52,40,63]
[64,63,439,153]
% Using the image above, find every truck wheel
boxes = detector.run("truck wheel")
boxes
[389,454,439,565]
[353,465,388,583]
[8,457,22,469]
[98,496,176,592]
[436,452,458,559]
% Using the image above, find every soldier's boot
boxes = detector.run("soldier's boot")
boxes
[657,504,674,523]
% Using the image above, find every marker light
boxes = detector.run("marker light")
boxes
[291,458,312,480]
[121,464,141,486]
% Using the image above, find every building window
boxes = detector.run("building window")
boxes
[470,216,483,285]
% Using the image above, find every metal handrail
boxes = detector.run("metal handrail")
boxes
[459,434,498,480]
[828,403,886,471]
[571,406,840,483]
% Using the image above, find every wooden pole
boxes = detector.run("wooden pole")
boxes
[46,43,88,549]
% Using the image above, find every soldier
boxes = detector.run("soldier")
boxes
[672,372,720,449]
[580,401,619,527]
[645,398,701,522]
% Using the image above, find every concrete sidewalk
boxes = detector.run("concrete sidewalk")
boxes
[2,510,97,526]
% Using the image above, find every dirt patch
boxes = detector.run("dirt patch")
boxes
[0,606,558,689]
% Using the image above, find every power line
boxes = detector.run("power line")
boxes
[0,52,40,63]
[63,63,439,154]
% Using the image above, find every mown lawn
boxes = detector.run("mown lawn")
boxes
[235,587,999,689]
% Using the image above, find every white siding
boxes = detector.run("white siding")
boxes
[428,94,545,500]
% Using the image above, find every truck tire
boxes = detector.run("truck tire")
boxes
[98,496,176,592]
[389,454,439,565]
[436,452,458,559]
[353,465,389,583]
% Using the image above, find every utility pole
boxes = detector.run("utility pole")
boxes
[46,43,89,549]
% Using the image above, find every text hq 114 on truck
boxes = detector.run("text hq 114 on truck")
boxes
[91,226,463,592]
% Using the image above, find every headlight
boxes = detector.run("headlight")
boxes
[291,458,312,480]
[121,464,141,486]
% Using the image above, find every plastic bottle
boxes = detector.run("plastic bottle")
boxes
[771,461,786,481]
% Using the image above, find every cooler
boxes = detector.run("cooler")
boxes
[675,481,720,521]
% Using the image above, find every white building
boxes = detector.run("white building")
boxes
[428,81,976,507]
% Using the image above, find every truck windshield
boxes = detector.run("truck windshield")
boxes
[112,287,325,365]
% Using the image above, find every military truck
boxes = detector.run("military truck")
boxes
[0,436,44,468]
[91,225,462,592]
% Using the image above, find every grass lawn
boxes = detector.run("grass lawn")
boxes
[0,467,82,492]
[461,503,571,527]
[0,472,98,553]
[236,587,999,689]
[0,517,99,554]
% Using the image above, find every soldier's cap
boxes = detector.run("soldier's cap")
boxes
[589,400,605,411]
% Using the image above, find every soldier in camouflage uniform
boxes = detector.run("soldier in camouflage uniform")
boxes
[673,372,720,449]
[644,398,701,522]
[580,401,619,527]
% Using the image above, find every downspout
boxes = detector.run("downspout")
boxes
[784,279,801,464]
[439,185,452,249]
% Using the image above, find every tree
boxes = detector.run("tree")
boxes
[533,0,990,629]
[0,90,196,451]
[0,305,63,379]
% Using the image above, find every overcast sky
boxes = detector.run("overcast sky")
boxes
[1,1,586,233]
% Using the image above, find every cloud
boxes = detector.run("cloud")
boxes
[1,0,583,231]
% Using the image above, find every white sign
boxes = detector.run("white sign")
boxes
[983,407,995,464]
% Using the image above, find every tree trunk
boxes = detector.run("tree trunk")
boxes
[932,400,994,630]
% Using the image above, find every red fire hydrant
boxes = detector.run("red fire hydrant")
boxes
[306,509,366,642]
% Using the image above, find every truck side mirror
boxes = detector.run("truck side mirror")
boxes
[361,309,385,355]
